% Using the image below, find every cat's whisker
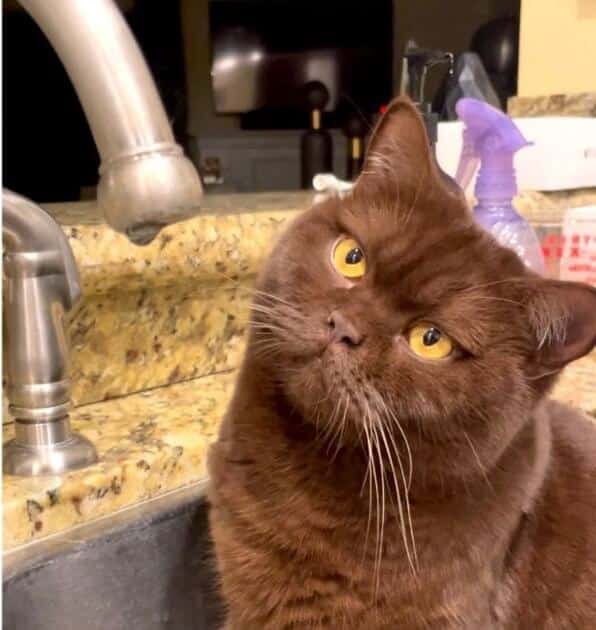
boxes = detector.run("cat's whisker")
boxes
[373,391,419,572]
[248,313,303,331]
[459,277,527,294]
[370,419,387,597]
[321,394,343,452]
[333,394,351,461]
[251,343,285,361]
[310,379,334,438]
[249,336,289,358]
[249,335,285,347]
[249,306,305,329]
[248,320,289,333]
[375,391,414,490]
[362,396,385,599]
[248,323,299,344]
[209,270,301,311]
[328,393,348,462]
[374,409,418,576]
[250,335,278,347]
[317,381,335,408]
[249,303,304,322]
[241,285,297,309]
[360,409,376,568]
[250,344,286,361]
[462,430,495,493]
[463,295,525,307]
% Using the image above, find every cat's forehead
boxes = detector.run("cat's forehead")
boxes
[304,192,525,297]
[324,189,474,259]
[340,184,467,238]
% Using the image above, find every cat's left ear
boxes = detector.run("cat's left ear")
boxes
[528,279,596,369]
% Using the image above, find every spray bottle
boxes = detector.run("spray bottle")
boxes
[455,97,545,274]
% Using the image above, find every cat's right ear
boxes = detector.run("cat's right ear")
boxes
[528,279,596,371]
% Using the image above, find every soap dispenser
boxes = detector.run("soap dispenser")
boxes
[455,97,545,274]
[401,47,454,150]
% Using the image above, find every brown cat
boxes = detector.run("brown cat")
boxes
[207,97,596,629]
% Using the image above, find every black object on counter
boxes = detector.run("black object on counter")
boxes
[300,81,333,189]
[439,52,501,120]
[343,113,368,181]
[471,17,519,110]
[402,48,454,148]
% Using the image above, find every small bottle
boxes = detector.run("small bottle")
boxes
[342,113,367,181]
[455,98,545,274]
[300,81,333,189]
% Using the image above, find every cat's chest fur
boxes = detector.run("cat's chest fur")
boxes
[207,403,537,630]
[265,492,510,629]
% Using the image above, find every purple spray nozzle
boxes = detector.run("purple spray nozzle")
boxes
[455,98,531,200]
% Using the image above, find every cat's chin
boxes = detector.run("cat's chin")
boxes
[280,345,371,438]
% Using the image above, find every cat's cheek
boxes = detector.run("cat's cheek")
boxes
[327,270,358,290]
[392,334,414,358]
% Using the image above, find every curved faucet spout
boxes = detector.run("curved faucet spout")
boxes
[18,0,203,245]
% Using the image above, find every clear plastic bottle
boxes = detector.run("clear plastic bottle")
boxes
[474,201,545,274]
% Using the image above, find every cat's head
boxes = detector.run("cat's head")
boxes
[251,97,596,469]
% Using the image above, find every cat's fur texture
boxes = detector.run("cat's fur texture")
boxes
[207,97,596,629]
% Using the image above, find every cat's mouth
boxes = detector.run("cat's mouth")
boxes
[312,346,368,407]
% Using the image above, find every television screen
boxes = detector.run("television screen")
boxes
[209,0,393,127]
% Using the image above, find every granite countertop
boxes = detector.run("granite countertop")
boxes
[43,192,313,295]
[508,92,596,118]
[3,370,236,550]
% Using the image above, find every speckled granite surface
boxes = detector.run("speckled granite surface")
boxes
[3,370,236,550]
[508,92,596,118]
[44,194,309,295]
[515,188,596,223]
[41,194,306,406]
[68,282,249,406]
[553,355,596,416]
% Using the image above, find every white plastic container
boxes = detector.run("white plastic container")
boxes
[437,117,596,192]
[559,205,596,285]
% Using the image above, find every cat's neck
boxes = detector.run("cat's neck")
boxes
[240,355,552,512]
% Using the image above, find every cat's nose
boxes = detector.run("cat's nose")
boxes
[328,310,364,347]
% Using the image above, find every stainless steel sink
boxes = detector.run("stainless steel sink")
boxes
[3,483,224,630]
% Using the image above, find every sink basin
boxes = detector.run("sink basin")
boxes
[3,483,224,630]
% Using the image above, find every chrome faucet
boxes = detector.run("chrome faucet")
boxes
[3,0,203,475]
[18,0,203,246]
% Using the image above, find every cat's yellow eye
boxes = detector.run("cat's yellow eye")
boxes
[408,324,453,360]
[332,237,366,279]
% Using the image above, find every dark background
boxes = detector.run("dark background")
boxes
[2,0,187,202]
